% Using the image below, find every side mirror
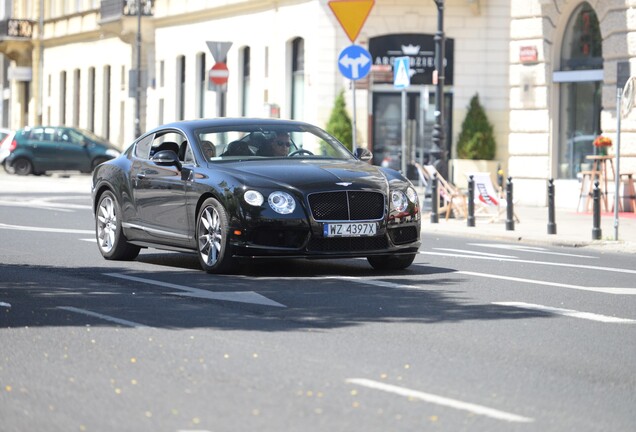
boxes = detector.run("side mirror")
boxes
[152,150,182,170]
[354,147,373,162]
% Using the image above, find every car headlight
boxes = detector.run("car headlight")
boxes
[106,149,120,158]
[244,190,264,206]
[406,186,418,204]
[390,190,408,213]
[268,191,296,214]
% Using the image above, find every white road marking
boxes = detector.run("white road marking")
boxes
[104,273,286,308]
[58,306,147,327]
[346,378,533,423]
[324,276,420,290]
[458,271,636,295]
[469,243,596,258]
[420,251,636,275]
[0,302,11,308]
[79,238,96,242]
[0,196,91,211]
[0,222,93,234]
[492,302,636,324]
[434,248,517,258]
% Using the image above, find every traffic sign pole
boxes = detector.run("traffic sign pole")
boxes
[352,83,357,151]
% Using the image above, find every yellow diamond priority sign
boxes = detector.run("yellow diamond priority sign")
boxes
[328,0,375,43]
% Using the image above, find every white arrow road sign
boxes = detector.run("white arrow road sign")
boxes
[339,53,370,79]
[105,273,286,308]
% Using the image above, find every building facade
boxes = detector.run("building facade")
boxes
[0,0,634,209]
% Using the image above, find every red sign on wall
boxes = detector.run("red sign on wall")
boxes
[519,46,538,64]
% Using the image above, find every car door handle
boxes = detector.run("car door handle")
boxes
[137,173,146,179]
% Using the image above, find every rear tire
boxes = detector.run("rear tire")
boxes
[92,157,109,171]
[367,253,416,270]
[95,191,140,260]
[196,198,236,274]
[12,158,32,176]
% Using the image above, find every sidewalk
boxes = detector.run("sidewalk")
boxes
[422,204,636,254]
[1,170,635,253]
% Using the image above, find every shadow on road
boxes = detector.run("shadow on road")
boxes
[0,260,551,331]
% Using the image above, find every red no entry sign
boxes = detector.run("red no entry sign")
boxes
[209,62,229,85]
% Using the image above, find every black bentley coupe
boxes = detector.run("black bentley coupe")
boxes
[92,118,421,273]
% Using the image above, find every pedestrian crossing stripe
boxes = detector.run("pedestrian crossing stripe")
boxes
[394,56,410,88]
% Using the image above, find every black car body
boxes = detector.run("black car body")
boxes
[5,126,120,175]
[92,118,421,273]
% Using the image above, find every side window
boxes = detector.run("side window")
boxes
[149,131,184,159]
[55,128,71,143]
[67,129,85,146]
[134,134,154,160]
[182,142,195,164]
[28,128,45,141]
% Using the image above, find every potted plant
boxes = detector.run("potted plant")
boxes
[325,90,353,151]
[593,134,612,156]
[451,93,498,188]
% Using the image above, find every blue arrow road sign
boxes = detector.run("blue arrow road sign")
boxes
[338,45,372,81]
[393,56,411,89]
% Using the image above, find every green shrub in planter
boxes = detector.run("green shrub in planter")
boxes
[326,90,353,151]
[456,93,495,160]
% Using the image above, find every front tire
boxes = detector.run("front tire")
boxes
[197,198,236,274]
[367,253,416,270]
[95,191,140,260]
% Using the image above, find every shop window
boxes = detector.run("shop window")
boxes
[556,2,603,179]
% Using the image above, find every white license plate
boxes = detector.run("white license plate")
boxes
[323,222,377,237]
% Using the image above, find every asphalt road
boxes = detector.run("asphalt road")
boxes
[1,179,635,432]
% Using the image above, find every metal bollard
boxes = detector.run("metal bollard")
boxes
[505,176,515,231]
[430,173,439,224]
[467,175,475,227]
[592,180,602,240]
[547,178,557,235]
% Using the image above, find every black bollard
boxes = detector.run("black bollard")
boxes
[430,173,439,224]
[467,175,475,227]
[505,176,515,231]
[547,178,557,235]
[592,180,602,240]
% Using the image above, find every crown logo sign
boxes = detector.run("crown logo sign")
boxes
[401,44,420,55]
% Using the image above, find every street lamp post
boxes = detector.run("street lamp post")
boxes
[135,0,142,138]
[431,0,446,179]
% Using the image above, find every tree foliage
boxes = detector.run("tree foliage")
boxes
[456,93,496,160]
[326,90,353,151]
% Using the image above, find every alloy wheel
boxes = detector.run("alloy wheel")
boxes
[198,206,223,266]
[97,195,117,254]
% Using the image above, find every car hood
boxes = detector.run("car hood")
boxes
[216,159,390,192]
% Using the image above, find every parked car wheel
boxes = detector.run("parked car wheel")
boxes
[197,198,236,274]
[91,157,110,171]
[11,157,33,175]
[367,253,416,270]
[95,191,141,260]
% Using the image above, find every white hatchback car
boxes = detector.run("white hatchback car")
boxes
[0,128,15,167]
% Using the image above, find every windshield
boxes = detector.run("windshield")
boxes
[194,124,354,162]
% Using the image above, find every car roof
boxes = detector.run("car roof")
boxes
[146,118,317,134]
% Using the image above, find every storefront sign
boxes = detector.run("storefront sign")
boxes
[369,33,454,86]
[519,46,538,64]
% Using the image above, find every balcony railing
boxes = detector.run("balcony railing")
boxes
[100,0,154,23]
